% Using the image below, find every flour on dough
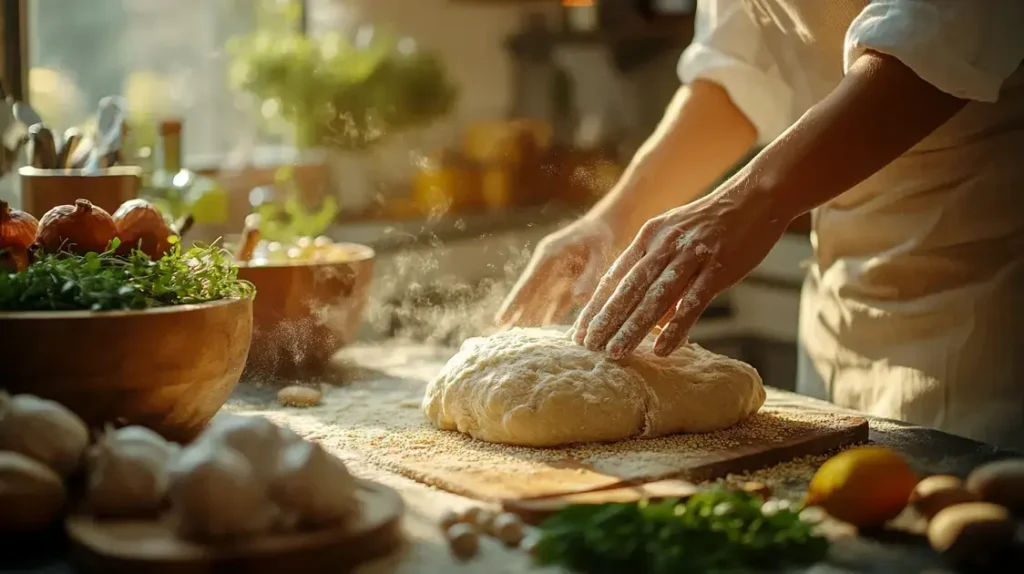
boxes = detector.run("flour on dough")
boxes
[422,327,766,447]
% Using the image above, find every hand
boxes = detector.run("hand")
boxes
[496,216,617,328]
[572,185,789,358]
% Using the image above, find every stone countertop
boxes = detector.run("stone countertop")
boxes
[3,341,1014,574]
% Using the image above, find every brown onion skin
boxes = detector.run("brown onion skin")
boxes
[112,199,174,259]
[0,199,39,251]
[34,199,118,255]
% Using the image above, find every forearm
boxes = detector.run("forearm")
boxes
[589,79,758,245]
[733,51,968,223]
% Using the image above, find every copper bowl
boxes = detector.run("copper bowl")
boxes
[237,243,375,379]
[0,297,254,443]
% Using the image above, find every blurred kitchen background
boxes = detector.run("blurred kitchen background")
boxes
[0,0,811,389]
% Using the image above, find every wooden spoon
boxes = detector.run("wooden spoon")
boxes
[56,127,84,169]
[27,123,58,169]
[234,214,262,263]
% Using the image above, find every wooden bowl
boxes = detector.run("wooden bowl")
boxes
[237,243,374,379]
[0,297,253,443]
[67,479,403,574]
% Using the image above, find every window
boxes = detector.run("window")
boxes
[21,0,307,167]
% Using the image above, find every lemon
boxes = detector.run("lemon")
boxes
[805,446,918,527]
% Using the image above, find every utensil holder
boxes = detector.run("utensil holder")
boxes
[19,166,142,218]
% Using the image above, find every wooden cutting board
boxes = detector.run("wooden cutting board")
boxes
[501,479,772,525]
[353,404,869,503]
[67,480,403,574]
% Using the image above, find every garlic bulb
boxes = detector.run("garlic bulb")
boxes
[0,391,89,476]
[270,440,360,528]
[86,440,171,518]
[168,442,278,541]
[0,451,67,532]
[86,424,179,474]
[194,414,298,482]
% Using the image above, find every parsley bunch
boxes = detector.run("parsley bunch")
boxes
[533,489,829,574]
[0,240,254,311]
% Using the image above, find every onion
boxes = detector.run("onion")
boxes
[112,199,175,259]
[34,199,118,255]
[0,200,39,273]
[0,200,39,251]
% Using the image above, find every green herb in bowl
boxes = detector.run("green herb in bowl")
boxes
[0,239,254,312]
[532,489,829,574]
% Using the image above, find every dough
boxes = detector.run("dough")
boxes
[422,328,766,447]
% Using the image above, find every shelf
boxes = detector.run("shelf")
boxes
[507,15,693,49]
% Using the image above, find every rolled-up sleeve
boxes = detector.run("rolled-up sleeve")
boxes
[845,0,1024,102]
[678,0,793,143]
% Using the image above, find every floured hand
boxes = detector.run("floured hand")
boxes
[496,216,616,328]
[572,184,788,359]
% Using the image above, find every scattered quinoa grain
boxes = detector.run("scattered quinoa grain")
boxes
[253,347,865,505]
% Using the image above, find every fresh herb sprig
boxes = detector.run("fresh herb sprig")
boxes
[0,240,255,312]
[533,489,829,574]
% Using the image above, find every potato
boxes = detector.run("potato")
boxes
[965,459,1024,513]
[927,502,1016,565]
[909,475,977,520]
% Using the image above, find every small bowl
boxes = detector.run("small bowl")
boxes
[0,297,253,443]
[237,243,375,379]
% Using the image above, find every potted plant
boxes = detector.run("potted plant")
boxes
[228,5,457,214]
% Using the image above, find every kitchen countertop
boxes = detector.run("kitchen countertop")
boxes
[329,204,581,255]
[4,341,1014,574]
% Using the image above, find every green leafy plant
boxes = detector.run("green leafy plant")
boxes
[0,240,254,312]
[253,166,339,243]
[533,488,830,574]
[228,4,458,151]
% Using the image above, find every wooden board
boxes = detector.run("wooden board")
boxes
[66,480,403,574]
[349,403,868,503]
[502,480,773,525]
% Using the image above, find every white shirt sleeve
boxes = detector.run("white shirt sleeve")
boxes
[845,0,1024,102]
[678,0,793,143]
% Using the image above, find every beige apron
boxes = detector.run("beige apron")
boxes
[741,0,1024,452]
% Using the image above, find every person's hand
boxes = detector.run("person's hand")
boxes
[572,186,789,358]
[496,215,617,328]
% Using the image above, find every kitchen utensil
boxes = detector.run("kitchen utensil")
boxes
[12,101,42,127]
[99,149,121,169]
[234,214,262,262]
[172,213,195,240]
[0,96,21,155]
[502,479,771,525]
[69,137,96,170]
[19,165,141,218]
[0,296,253,443]
[347,397,869,502]
[27,123,58,169]
[66,479,403,574]
[85,96,126,173]
[56,127,84,169]
[237,243,375,379]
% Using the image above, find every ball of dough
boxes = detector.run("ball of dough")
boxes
[423,328,765,447]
